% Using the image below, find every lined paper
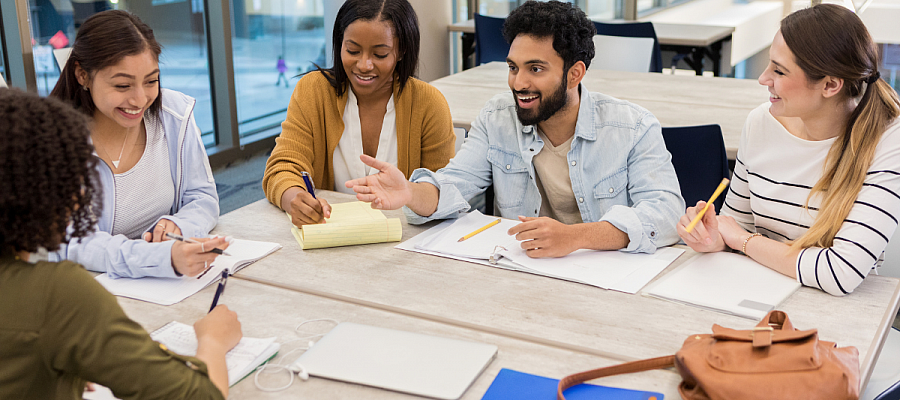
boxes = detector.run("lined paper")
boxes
[290,201,402,249]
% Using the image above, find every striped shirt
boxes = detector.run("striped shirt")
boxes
[722,103,900,296]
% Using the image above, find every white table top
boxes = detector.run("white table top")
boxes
[204,191,900,395]
[431,62,769,159]
[449,19,734,48]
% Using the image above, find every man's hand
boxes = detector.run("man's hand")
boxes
[507,216,581,258]
[345,154,413,210]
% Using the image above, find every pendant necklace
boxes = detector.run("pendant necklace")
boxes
[99,130,131,170]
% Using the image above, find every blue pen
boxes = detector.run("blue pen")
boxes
[208,269,228,313]
[301,171,316,199]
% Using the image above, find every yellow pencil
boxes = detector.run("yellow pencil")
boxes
[685,178,731,233]
[458,219,502,242]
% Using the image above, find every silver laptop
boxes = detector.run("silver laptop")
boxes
[294,322,498,400]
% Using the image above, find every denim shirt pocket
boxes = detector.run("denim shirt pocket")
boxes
[592,167,629,204]
[487,145,530,209]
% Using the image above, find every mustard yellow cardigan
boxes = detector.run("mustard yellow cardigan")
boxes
[263,72,456,209]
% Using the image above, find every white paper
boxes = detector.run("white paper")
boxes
[415,211,519,259]
[644,252,801,319]
[95,238,281,305]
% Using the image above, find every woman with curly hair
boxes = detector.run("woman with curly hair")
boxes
[0,88,241,399]
[678,4,900,296]
[263,0,456,227]
[49,10,226,278]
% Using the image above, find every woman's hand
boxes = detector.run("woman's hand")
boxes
[717,215,753,251]
[170,236,230,277]
[143,218,182,242]
[677,200,728,252]
[194,305,242,398]
[287,190,332,226]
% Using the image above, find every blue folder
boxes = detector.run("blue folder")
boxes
[481,368,664,400]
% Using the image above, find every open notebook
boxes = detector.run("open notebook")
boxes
[95,238,281,305]
[290,201,402,249]
[397,211,683,294]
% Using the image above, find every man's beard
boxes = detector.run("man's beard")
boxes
[513,76,568,126]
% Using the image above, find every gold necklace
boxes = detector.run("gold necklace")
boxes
[96,130,131,170]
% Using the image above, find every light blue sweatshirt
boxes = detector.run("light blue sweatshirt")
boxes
[56,89,219,278]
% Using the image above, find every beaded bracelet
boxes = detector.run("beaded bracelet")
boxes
[742,232,763,254]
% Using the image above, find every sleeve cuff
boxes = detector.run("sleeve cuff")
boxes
[599,205,657,253]
[404,170,471,224]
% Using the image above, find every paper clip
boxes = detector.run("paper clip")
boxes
[489,245,507,265]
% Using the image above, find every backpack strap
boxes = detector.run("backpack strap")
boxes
[557,355,676,400]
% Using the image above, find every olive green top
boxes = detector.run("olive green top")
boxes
[0,254,224,400]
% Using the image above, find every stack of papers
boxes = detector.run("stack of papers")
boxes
[95,238,282,305]
[398,211,683,294]
[151,321,280,386]
[290,201,402,249]
[644,251,801,319]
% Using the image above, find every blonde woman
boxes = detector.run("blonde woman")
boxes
[678,4,900,296]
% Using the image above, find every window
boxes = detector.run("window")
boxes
[24,0,217,146]
[230,0,325,140]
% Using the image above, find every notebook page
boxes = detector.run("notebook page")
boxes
[289,201,402,249]
[150,321,278,386]
[415,210,519,259]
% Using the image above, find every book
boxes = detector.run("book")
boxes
[481,368,664,400]
[95,238,281,305]
[644,251,801,319]
[151,321,280,386]
[290,201,402,249]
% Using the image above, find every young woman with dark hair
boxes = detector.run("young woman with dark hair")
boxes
[262,0,456,227]
[50,10,227,279]
[0,88,241,400]
[678,4,900,296]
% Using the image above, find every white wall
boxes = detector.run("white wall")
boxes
[322,0,452,82]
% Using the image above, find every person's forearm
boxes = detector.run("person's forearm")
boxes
[280,187,303,211]
[405,182,440,217]
[195,343,230,398]
[574,221,630,251]
[743,235,799,279]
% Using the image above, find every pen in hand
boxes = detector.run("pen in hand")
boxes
[165,232,232,256]
[209,269,229,313]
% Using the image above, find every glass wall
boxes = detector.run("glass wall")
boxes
[24,0,217,146]
[230,0,325,139]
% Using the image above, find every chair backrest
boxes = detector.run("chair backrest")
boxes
[661,124,730,212]
[53,47,73,71]
[453,127,467,153]
[474,14,510,66]
[591,35,655,73]
[593,21,662,73]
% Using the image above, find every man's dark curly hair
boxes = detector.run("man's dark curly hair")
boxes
[0,89,100,255]
[502,1,596,72]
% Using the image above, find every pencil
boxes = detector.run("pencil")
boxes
[458,219,501,242]
[685,178,730,234]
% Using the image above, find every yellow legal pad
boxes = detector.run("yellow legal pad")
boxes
[289,201,402,249]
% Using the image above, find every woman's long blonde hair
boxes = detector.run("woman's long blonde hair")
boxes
[781,4,900,249]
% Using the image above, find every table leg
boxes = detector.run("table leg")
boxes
[691,47,705,76]
[709,40,724,77]
[461,32,476,71]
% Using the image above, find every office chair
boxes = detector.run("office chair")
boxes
[593,21,663,73]
[474,14,510,66]
[661,124,730,212]
[591,35,656,72]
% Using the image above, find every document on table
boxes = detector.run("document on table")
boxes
[151,321,280,386]
[290,201,402,249]
[397,211,683,293]
[644,251,801,319]
[95,238,282,305]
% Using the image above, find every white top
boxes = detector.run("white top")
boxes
[722,102,900,296]
[333,88,398,194]
[534,129,582,225]
[111,115,175,239]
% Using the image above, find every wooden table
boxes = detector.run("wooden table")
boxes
[201,191,900,396]
[449,19,734,76]
[431,62,768,160]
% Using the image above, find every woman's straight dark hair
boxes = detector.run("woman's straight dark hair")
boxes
[314,0,420,97]
[50,10,163,117]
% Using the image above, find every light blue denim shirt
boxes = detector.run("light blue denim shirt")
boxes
[405,84,684,253]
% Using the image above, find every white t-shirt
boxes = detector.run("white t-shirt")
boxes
[534,128,582,225]
[332,88,398,194]
[722,102,900,295]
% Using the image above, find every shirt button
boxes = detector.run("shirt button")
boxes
[534,209,538,214]
[651,231,656,237]
[579,197,584,203]
[530,148,534,152]
[570,161,576,166]
[506,165,511,170]
[608,188,614,193]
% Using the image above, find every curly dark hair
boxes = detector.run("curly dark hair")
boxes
[0,89,100,255]
[503,0,596,71]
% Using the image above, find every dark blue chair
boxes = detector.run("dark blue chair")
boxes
[661,125,730,212]
[593,21,663,73]
[474,14,510,66]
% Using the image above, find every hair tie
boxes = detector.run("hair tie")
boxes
[866,71,881,84]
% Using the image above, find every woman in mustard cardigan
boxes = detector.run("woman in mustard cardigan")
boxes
[263,0,456,226]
